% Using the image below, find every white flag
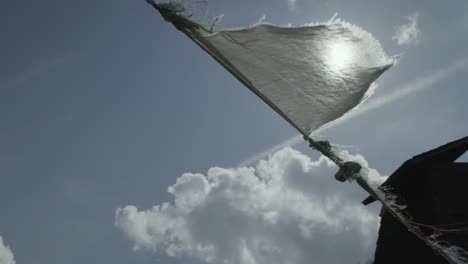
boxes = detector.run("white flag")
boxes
[151,2,393,136]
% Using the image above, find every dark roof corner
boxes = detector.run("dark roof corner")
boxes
[411,136,468,163]
[361,136,468,206]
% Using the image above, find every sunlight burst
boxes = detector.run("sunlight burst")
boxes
[327,42,355,70]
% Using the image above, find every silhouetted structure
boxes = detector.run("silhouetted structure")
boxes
[363,136,468,264]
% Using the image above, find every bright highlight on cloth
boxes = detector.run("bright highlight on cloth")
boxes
[327,42,355,70]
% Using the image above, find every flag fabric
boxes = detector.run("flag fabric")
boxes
[151,2,393,136]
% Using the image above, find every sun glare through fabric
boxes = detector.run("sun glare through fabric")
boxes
[326,42,355,70]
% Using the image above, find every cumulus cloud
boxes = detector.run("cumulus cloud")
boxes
[0,236,15,264]
[393,12,420,46]
[116,147,386,264]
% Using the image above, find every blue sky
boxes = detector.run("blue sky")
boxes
[1,0,468,263]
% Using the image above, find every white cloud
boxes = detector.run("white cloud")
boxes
[393,12,420,46]
[287,0,297,11]
[0,236,15,264]
[257,14,267,24]
[116,147,385,264]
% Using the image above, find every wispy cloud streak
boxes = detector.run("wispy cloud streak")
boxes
[238,135,303,167]
[340,57,468,122]
[239,57,468,165]
[3,52,81,90]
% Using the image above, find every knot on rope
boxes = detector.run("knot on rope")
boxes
[335,161,362,182]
